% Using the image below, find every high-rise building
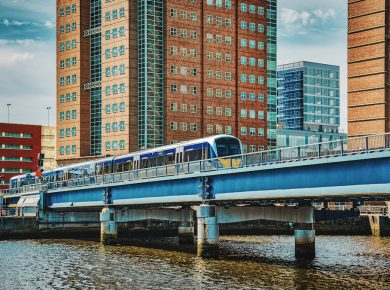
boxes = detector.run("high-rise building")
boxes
[348,0,389,137]
[57,0,276,164]
[0,123,56,190]
[276,61,345,148]
[277,61,340,133]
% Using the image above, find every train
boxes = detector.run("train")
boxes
[9,135,242,190]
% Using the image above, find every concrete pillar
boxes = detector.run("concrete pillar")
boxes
[294,206,315,259]
[178,207,194,245]
[197,204,219,258]
[100,207,118,245]
[368,215,381,236]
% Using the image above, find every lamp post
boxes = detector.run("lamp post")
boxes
[46,106,52,126]
[6,104,11,123]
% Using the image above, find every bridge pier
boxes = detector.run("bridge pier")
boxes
[368,215,381,236]
[100,207,118,245]
[294,206,315,259]
[178,207,194,245]
[196,204,219,258]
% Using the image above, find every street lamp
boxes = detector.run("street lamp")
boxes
[6,104,11,123]
[46,106,52,126]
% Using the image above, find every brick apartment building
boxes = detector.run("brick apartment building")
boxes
[348,0,389,137]
[0,123,56,190]
[56,0,277,165]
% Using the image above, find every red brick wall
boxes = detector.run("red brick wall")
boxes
[0,123,42,189]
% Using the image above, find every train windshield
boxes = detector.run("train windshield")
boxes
[215,137,241,158]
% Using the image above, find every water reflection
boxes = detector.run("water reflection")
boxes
[0,236,389,289]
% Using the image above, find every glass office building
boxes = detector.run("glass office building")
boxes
[277,61,340,134]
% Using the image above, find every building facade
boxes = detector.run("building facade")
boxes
[0,124,56,190]
[348,0,389,137]
[277,61,340,133]
[57,0,277,164]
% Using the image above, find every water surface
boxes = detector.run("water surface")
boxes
[0,236,389,289]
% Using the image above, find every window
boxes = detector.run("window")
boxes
[240,109,247,118]
[240,3,247,12]
[119,7,125,17]
[180,122,188,131]
[170,27,177,36]
[105,49,111,58]
[240,39,247,47]
[249,5,256,13]
[119,45,125,55]
[119,26,125,36]
[207,106,213,115]
[171,84,177,92]
[60,146,64,155]
[112,9,118,19]
[240,21,247,30]
[59,129,64,138]
[106,141,111,151]
[190,105,197,113]
[60,95,64,103]
[258,24,264,33]
[258,111,264,119]
[240,74,247,83]
[105,11,110,21]
[190,123,197,132]
[225,90,232,98]
[170,8,177,17]
[72,110,77,119]
[120,83,125,93]
[207,124,213,133]
[120,140,125,150]
[112,47,118,57]
[170,122,177,131]
[66,146,70,155]
[258,59,264,67]
[72,22,76,31]
[112,103,118,113]
[241,92,247,100]
[241,127,247,135]
[120,121,125,131]
[225,108,232,116]
[72,57,77,66]
[120,64,125,74]
[72,145,76,154]
[105,123,111,133]
[258,93,264,102]
[241,56,247,65]
[72,127,77,136]
[112,122,118,132]
[120,102,125,112]
[66,111,70,120]
[258,128,264,136]
[249,110,255,119]
[250,128,256,136]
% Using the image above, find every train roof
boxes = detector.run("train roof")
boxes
[114,135,239,160]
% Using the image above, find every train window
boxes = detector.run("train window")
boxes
[185,149,202,162]
[103,164,112,174]
[141,159,149,169]
[215,137,241,157]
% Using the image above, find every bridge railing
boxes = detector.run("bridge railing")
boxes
[359,205,389,217]
[2,132,390,195]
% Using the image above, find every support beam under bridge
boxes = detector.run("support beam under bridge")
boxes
[99,205,315,259]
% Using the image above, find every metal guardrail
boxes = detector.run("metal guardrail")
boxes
[359,206,389,217]
[2,133,390,196]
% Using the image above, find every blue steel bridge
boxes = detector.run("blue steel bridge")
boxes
[2,133,390,259]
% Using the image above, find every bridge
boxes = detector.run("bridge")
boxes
[1,133,390,259]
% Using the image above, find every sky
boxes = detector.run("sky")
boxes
[0,0,348,130]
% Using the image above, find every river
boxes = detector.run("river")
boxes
[0,235,389,289]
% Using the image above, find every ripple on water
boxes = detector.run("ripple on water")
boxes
[0,236,389,290]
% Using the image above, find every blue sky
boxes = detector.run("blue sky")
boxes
[0,0,348,129]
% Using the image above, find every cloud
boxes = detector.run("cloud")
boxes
[44,20,54,29]
[280,8,337,35]
[0,39,35,46]
[2,18,26,26]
